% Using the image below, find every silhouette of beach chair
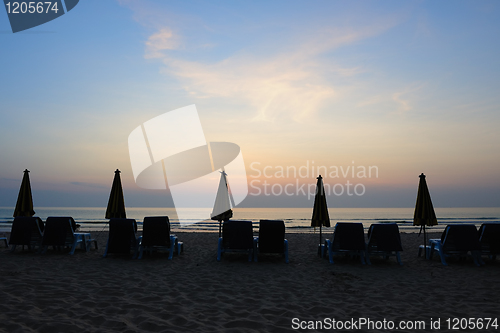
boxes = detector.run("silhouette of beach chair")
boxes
[324,222,367,264]
[9,216,44,252]
[217,220,254,262]
[478,223,500,260]
[103,218,140,258]
[41,217,95,255]
[428,224,483,266]
[138,216,183,259]
[0,234,8,248]
[254,220,289,263]
[366,223,403,265]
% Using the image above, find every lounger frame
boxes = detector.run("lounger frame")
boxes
[103,218,140,258]
[40,217,93,255]
[253,220,289,263]
[325,222,367,264]
[429,224,483,266]
[478,223,500,261]
[138,216,183,260]
[366,223,403,265]
[217,220,254,262]
[9,216,44,252]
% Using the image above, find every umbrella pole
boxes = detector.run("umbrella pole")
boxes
[423,225,427,255]
[219,220,222,238]
[319,225,322,245]
[319,225,323,257]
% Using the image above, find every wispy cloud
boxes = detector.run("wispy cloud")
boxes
[392,84,424,113]
[392,91,412,112]
[356,83,425,114]
[121,0,401,122]
[153,26,396,123]
[160,54,339,122]
[145,28,179,59]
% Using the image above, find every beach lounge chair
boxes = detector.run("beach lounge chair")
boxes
[0,234,7,247]
[324,222,367,264]
[478,223,500,260]
[138,216,183,259]
[40,217,95,255]
[217,220,254,262]
[9,216,44,252]
[428,224,483,266]
[254,220,289,263]
[366,223,403,265]
[103,218,140,258]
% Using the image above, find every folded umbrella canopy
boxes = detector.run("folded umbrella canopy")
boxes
[105,169,126,219]
[211,170,233,238]
[311,175,330,250]
[413,173,438,253]
[13,169,35,217]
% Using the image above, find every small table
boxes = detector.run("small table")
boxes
[75,233,98,252]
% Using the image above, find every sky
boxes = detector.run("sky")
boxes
[0,0,499,208]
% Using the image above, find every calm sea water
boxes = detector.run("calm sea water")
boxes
[1,207,499,233]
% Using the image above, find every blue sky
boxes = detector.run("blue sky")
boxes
[1,0,499,208]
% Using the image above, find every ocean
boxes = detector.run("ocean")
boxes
[1,206,499,233]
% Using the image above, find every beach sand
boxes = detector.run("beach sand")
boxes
[0,231,498,332]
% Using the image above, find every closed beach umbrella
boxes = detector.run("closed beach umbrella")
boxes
[211,170,233,237]
[413,173,437,251]
[105,169,126,219]
[311,175,330,246]
[13,169,35,217]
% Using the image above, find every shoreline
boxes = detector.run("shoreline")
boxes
[0,225,447,234]
[0,221,461,234]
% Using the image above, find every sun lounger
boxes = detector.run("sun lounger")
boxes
[9,216,44,252]
[217,220,254,262]
[41,217,94,255]
[428,224,483,266]
[478,223,500,260]
[0,234,8,248]
[103,218,140,258]
[366,223,403,265]
[324,222,367,264]
[254,220,289,263]
[138,216,183,259]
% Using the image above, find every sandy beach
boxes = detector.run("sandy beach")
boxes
[0,231,498,333]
